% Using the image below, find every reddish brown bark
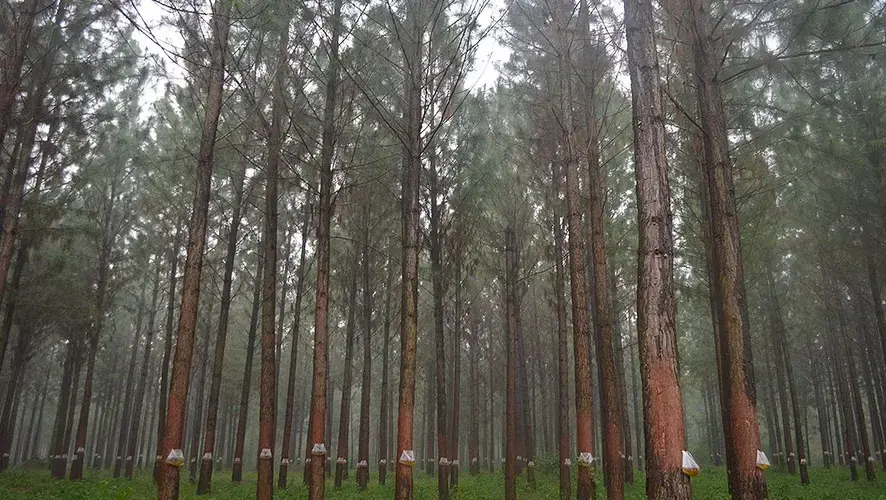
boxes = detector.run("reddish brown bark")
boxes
[624,0,692,496]
[157,2,231,496]
[154,224,181,483]
[688,0,766,496]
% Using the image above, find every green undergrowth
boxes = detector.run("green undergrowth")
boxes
[0,462,883,499]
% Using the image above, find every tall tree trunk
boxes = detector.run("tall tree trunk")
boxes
[232,256,263,482]
[554,0,597,495]
[468,312,481,476]
[578,0,623,494]
[335,247,360,486]
[837,298,875,481]
[114,285,147,478]
[155,224,182,483]
[429,158,449,499]
[504,228,518,500]
[551,161,572,499]
[394,0,423,497]
[279,203,310,489]
[256,12,288,493]
[378,250,394,484]
[624,0,692,495]
[766,263,807,483]
[126,263,162,479]
[157,1,231,497]
[488,337,495,473]
[197,163,247,494]
[0,328,28,471]
[688,0,766,496]
[449,273,463,489]
[70,206,114,481]
[611,271,634,484]
[307,0,342,496]
[356,204,373,490]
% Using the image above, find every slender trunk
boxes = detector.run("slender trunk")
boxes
[278,203,310,489]
[429,159,449,498]
[357,204,373,490]
[504,228,518,500]
[395,0,423,497]
[232,256,263,482]
[335,247,359,486]
[611,271,634,484]
[114,285,148,478]
[154,224,182,483]
[0,328,28,471]
[554,0,596,493]
[488,337,495,473]
[256,16,287,492]
[126,265,161,479]
[468,312,480,476]
[157,1,231,496]
[188,301,214,482]
[577,0,623,494]
[378,250,395,484]
[837,299,875,481]
[449,273,462,489]
[307,0,342,496]
[766,264,807,483]
[624,0,692,495]
[70,219,113,481]
[197,164,247,493]
[551,163,571,499]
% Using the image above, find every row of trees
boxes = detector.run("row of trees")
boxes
[0,0,884,499]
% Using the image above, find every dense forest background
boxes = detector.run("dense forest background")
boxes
[0,0,884,499]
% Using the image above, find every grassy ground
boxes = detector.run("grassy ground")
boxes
[0,463,883,499]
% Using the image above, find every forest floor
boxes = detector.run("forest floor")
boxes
[0,464,883,499]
